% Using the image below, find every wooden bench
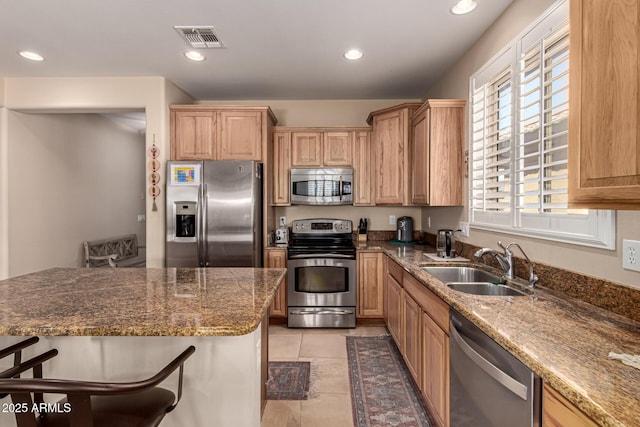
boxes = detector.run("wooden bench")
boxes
[83,234,145,268]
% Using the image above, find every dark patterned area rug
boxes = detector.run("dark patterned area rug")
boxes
[266,361,311,400]
[348,335,432,427]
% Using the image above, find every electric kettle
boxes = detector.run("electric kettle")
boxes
[436,229,456,258]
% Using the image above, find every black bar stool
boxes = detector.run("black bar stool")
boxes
[0,344,195,427]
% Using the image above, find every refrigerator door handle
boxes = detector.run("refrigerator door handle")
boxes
[196,183,203,266]
[202,183,208,266]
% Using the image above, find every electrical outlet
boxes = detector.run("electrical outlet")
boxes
[389,215,396,225]
[459,222,470,237]
[623,239,640,272]
[427,216,431,229]
[137,214,146,222]
[279,216,286,227]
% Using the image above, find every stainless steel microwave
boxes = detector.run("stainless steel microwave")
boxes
[290,168,353,205]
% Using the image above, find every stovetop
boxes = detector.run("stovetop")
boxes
[288,219,355,256]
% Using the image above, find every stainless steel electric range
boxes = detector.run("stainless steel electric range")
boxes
[287,218,356,328]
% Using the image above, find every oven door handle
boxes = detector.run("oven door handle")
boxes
[289,309,354,315]
[339,176,343,201]
[288,253,355,260]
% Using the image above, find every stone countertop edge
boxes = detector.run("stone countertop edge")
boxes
[364,240,639,427]
[0,267,286,337]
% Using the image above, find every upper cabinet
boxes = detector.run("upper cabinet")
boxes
[323,132,353,166]
[568,0,640,209]
[171,110,217,160]
[368,103,422,205]
[410,100,466,206]
[353,130,374,206]
[170,105,277,161]
[271,131,292,206]
[290,131,353,167]
[291,132,323,166]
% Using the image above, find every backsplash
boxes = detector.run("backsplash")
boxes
[422,232,640,323]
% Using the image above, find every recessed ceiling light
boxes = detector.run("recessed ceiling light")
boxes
[344,49,364,60]
[18,50,44,61]
[451,0,477,15]
[185,51,206,62]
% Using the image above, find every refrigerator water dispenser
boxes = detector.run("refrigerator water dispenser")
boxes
[175,202,196,238]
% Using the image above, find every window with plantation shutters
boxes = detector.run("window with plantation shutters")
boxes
[467,0,615,249]
[516,25,574,216]
[471,65,512,225]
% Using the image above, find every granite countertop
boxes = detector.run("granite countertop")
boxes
[360,240,640,427]
[0,267,285,337]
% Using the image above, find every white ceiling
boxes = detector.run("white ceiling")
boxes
[0,0,514,100]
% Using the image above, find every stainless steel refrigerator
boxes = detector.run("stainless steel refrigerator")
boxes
[166,160,263,267]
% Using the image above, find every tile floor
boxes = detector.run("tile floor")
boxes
[261,324,389,427]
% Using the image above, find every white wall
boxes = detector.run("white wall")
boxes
[199,99,419,127]
[7,113,145,276]
[424,0,640,288]
[0,77,193,277]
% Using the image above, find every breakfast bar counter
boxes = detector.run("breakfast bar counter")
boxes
[0,267,285,336]
[0,267,285,427]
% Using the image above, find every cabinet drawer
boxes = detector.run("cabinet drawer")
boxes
[387,257,404,284]
[403,273,449,333]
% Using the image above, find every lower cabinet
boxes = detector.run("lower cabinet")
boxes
[386,269,403,348]
[542,383,598,427]
[403,290,422,386]
[422,313,449,427]
[265,248,287,318]
[384,255,450,427]
[357,250,384,318]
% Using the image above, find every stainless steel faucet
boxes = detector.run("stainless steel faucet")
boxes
[474,241,538,287]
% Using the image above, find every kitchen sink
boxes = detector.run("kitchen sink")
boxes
[422,266,502,284]
[422,266,527,296]
[446,282,526,296]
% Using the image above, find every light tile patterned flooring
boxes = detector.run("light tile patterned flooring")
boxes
[261,324,389,427]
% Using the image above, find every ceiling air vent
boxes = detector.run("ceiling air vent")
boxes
[174,26,223,48]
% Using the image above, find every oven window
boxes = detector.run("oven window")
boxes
[292,180,352,197]
[295,266,349,293]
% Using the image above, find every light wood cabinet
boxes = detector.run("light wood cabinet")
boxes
[271,132,291,206]
[172,110,217,160]
[542,383,598,427]
[422,313,449,427]
[357,251,384,318]
[368,103,422,205]
[410,100,466,206]
[290,130,354,167]
[402,289,422,386]
[265,248,287,318]
[170,105,277,161]
[568,0,640,209]
[384,254,450,427]
[323,132,353,166]
[353,130,374,206]
[291,132,323,166]
[217,110,263,160]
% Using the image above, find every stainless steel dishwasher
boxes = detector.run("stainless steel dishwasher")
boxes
[450,309,541,427]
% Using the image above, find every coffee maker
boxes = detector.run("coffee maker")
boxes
[396,216,414,242]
